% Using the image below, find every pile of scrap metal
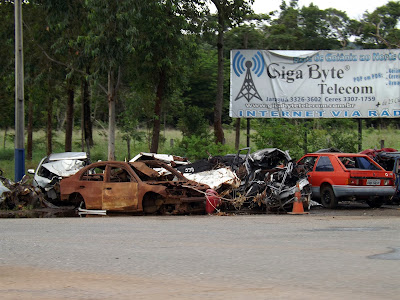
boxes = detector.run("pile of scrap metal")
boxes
[130,152,190,167]
[0,172,56,210]
[361,148,400,200]
[360,148,397,160]
[175,148,311,213]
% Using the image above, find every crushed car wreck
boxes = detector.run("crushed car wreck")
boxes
[0,172,56,211]
[361,148,400,200]
[59,160,211,215]
[28,152,90,201]
[176,148,311,213]
[226,148,311,212]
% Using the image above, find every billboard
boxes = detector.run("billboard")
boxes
[230,49,400,118]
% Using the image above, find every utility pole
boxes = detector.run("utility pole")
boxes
[15,0,25,181]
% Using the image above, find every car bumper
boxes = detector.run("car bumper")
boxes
[333,185,396,198]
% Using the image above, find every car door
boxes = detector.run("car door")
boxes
[102,165,139,211]
[76,165,106,209]
[298,155,336,197]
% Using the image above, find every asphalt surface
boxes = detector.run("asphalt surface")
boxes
[0,204,399,299]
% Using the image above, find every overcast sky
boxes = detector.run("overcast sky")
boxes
[252,0,392,20]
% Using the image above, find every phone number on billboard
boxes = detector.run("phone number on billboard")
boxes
[279,96,377,102]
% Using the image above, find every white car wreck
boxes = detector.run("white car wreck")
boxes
[28,152,90,201]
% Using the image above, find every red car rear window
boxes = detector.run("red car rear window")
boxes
[315,156,334,172]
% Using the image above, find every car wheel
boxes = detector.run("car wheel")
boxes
[69,193,85,208]
[320,185,338,208]
[142,193,163,214]
[366,197,384,208]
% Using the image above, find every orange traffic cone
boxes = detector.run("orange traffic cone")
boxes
[288,182,309,215]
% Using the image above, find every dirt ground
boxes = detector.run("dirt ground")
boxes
[1,265,317,300]
[1,204,399,300]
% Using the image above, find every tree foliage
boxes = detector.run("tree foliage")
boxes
[355,1,400,48]
[2,0,399,161]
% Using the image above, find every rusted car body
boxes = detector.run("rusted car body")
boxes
[59,160,210,214]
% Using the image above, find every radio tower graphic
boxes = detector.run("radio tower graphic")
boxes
[235,60,263,102]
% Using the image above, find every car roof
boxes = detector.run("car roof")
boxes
[47,152,88,161]
[308,152,369,157]
[377,152,400,158]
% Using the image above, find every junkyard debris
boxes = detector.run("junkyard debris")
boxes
[0,174,57,210]
[177,148,311,213]
[28,152,90,201]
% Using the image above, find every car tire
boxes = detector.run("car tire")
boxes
[69,193,85,208]
[320,185,338,208]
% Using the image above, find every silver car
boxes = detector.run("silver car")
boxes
[28,152,90,201]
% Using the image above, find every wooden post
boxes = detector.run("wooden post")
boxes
[246,119,250,148]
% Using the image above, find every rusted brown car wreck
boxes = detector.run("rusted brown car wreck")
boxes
[59,160,211,215]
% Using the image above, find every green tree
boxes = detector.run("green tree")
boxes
[181,45,218,127]
[300,4,343,50]
[323,8,353,48]
[0,1,15,135]
[209,0,254,144]
[83,0,139,160]
[356,1,400,48]
[132,0,200,153]
[264,0,303,50]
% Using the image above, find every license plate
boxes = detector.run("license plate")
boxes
[367,179,381,185]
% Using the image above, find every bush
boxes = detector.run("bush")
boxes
[251,119,304,160]
[177,106,209,137]
[0,149,14,160]
[306,126,358,153]
[171,134,234,161]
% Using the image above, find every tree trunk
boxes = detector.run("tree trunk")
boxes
[82,66,93,148]
[3,127,7,149]
[65,81,74,152]
[213,9,225,144]
[108,69,116,161]
[47,96,53,155]
[81,80,85,152]
[150,70,166,153]
[27,94,33,160]
[127,137,131,160]
[235,118,240,150]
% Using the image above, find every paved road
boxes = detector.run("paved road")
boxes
[0,208,399,299]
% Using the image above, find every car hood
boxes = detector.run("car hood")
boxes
[41,159,87,178]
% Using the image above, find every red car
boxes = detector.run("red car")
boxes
[297,153,396,208]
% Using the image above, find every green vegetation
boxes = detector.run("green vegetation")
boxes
[1,123,400,181]
[1,0,400,180]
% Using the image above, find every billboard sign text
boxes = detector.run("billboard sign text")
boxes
[230,49,400,118]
